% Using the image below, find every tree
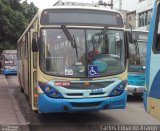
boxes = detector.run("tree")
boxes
[0,0,38,53]
[21,0,38,22]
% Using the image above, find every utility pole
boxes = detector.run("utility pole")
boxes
[111,0,113,9]
[119,0,122,10]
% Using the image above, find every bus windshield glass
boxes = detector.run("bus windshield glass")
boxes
[128,41,147,73]
[128,31,148,73]
[40,28,125,77]
[4,53,17,66]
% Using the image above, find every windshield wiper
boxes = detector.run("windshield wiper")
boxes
[134,40,140,56]
[94,27,108,50]
[88,27,108,60]
[61,25,78,60]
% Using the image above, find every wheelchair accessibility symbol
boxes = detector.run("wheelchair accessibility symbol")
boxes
[88,65,99,77]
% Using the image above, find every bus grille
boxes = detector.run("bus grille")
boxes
[64,81,114,90]
[71,102,101,107]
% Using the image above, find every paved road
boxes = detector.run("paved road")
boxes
[4,75,160,131]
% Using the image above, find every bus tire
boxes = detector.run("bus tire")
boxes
[34,110,39,113]
[133,93,143,98]
[38,110,42,114]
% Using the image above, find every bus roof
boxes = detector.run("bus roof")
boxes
[125,29,148,33]
[132,30,148,33]
[2,50,17,54]
[39,6,122,14]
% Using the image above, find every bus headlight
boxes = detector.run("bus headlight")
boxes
[38,82,63,98]
[108,80,127,97]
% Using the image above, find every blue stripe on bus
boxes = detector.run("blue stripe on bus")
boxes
[149,69,160,99]
[146,0,157,88]
[38,91,127,113]
[3,69,17,75]
[143,91,147,111]
[128,73,145,86]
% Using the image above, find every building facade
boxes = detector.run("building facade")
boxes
[53,0,110,8]
[136,0,153,31]
[119,10,129,22]
[126,10,136,29]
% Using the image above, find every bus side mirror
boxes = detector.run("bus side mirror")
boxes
[32,32,39,52]
[124,21,134,43]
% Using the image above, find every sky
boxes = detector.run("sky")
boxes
[27,0,138,11]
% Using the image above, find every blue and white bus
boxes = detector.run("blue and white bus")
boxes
[127,30,148,97]
[17,6,129,113]
[144,0,160,121]
[1,50,17,75]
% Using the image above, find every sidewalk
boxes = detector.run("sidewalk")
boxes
[0,74,27,126]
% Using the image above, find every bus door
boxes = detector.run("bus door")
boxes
[23,34,29,97]
[30,29,38,109]
[145,1,160,121]
[19,41,25,92]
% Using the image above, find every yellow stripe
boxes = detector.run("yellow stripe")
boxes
[147,97,160,121]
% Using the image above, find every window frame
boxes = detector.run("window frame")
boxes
[152,3,160,54]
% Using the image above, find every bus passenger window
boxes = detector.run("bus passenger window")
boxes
[156,34,160,52]
[153,11,160,53]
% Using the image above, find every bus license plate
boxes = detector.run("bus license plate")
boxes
[91,89,103,93]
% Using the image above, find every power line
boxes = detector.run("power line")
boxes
[98,0,113,9]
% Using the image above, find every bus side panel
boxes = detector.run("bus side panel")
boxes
[147,61,160,121]
[24,58,29,95]
[23,34,29,96]
[19,43,25,89]
[18,59,23,87]
[28,31,32,105]
[147,97,160,121]
[30,29,38,110]
[145,0,157,90]
[144,0,156,110]
[145,1,160,121]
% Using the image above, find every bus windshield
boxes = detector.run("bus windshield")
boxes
[4,53,17,66]
[40,28,125,77]
[128,40,147,73]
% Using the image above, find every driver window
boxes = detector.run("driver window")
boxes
[153,3,160,53]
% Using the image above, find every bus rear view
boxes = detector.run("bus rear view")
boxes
[18,7,128,113]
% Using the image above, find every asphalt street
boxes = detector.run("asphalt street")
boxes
[2,75,160,131]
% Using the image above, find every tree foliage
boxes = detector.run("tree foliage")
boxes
[0,0,38,53]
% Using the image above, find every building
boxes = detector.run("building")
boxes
[136,0,153,31]
[126,10,136,29]
[53,0,128,22]
[118,10,129,23]
[53,0,110,9]
[53,0,96,7]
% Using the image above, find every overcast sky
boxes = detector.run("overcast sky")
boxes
[27,0,138,11]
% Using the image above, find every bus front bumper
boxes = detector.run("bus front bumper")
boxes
[127,85,145,95]
[38,91,127,113]
[2,68,17,75]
